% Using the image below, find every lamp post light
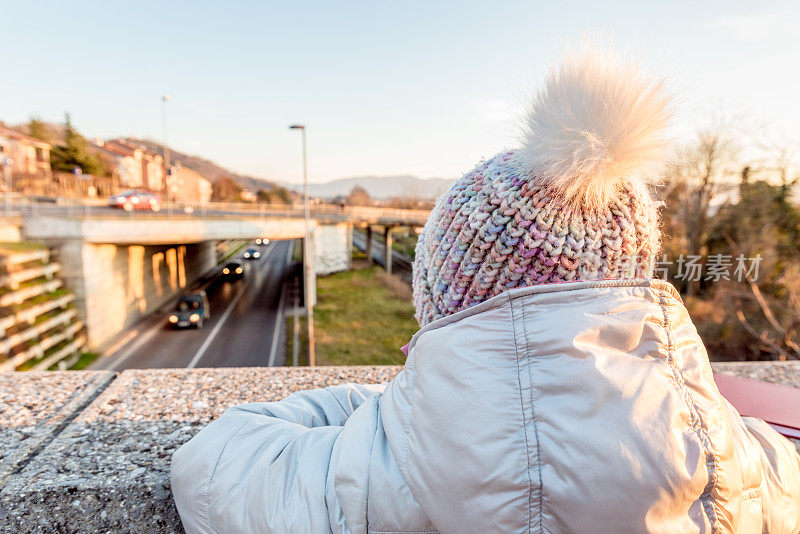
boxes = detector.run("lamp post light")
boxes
[3,158,13,214]
[289,123,315,367]
[161,94,172,214]
[3,158,12,190]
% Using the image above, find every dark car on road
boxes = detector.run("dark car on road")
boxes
[243,247,261,260]
[221,261,244,280]
[168,290,210,329]
[109,190,162,212]
[255,238,270,246]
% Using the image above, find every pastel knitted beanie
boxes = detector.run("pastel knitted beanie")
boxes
[412,47,671,326]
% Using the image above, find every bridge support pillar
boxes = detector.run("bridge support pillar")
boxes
[365,226,373,264]
[384,226,393,275]
[312,222,351,277]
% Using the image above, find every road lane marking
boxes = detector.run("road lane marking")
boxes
[267,242,294,367]
[186,242,280,369]
[100,320,164,370]
[100,329,139,361]
[186,280,248,368]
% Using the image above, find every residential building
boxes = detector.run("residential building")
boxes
[169,164,212,205]
[97,140,144,188]
[140,148,165,192]
[95,140,165,191]
[0,123,51,177]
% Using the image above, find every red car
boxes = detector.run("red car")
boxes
[108,190,162,212]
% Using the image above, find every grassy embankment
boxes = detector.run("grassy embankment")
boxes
[286,250,417,366]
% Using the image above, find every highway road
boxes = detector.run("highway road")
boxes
[93,240,295,370]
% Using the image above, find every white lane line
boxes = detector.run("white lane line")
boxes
[100,329,139,362]
[101,320,164,370]
[267,242,294,366]
[187,243,279,369]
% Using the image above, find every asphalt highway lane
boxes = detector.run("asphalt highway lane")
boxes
[95,240,294,370]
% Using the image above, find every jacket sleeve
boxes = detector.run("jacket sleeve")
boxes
[741,417,800,533]
[171,383,385,534]
[726,400,800,533]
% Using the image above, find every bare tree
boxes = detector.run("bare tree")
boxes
[662,118,739,296]
[751,132,800,191]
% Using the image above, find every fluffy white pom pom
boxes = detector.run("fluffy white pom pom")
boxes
[522,46,672,208]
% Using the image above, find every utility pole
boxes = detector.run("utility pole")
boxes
[161,94,172,212]
[2,158,12,214]
[289,124,315,366]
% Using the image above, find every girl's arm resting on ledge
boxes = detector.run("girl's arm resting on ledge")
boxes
[225,382,386,427]
[171,383,385,534]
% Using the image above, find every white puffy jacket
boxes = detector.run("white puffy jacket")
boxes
[172,280,800,533]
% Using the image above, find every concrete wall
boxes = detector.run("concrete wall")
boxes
[24,216,309,244]
[313,222,352,276]
[0,221,21,242]
[52,239,217,350]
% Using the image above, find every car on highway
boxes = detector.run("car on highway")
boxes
[255,238,270,246]
[243,247,261,260]
[168,290,210,329]
[221,261,244,280]
[108,190,162,212]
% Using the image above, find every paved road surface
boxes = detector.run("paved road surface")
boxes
[94,240,295,370]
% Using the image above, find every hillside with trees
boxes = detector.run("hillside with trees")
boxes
[121,137,292,201]
[26,116,109,176]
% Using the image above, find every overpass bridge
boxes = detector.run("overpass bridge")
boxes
[5,197,430,353]
[5,196,430,229]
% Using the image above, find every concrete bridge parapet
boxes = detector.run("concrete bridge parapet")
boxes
[0,362,797,531]
[22,216,310,245]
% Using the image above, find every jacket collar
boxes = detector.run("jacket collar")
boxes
[407,278,682,353]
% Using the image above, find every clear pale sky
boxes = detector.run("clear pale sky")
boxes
[2,1,799,185]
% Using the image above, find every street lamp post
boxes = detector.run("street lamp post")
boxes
[2,158,13,214]
[161,94,172,214]
[289,124,315,367]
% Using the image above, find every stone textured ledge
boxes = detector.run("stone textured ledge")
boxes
[0,371,114,487]
[711,360,800,388]
[0,367,400,533]
[0,363,796,533]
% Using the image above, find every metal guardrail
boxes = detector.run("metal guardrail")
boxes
[0,193,430,225]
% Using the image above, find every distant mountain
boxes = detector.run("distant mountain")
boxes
[121,137,281,192]
[288,175,454,200]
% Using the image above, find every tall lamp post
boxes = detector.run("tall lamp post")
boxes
[161,94,172,213]
[289,124,315,366]
[2,158,13,214]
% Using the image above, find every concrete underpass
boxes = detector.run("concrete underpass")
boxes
[21,215,358,354]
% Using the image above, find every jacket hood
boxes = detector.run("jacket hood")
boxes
[381,279,751,533]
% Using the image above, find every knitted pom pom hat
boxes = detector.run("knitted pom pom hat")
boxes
[412,47,671,326]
